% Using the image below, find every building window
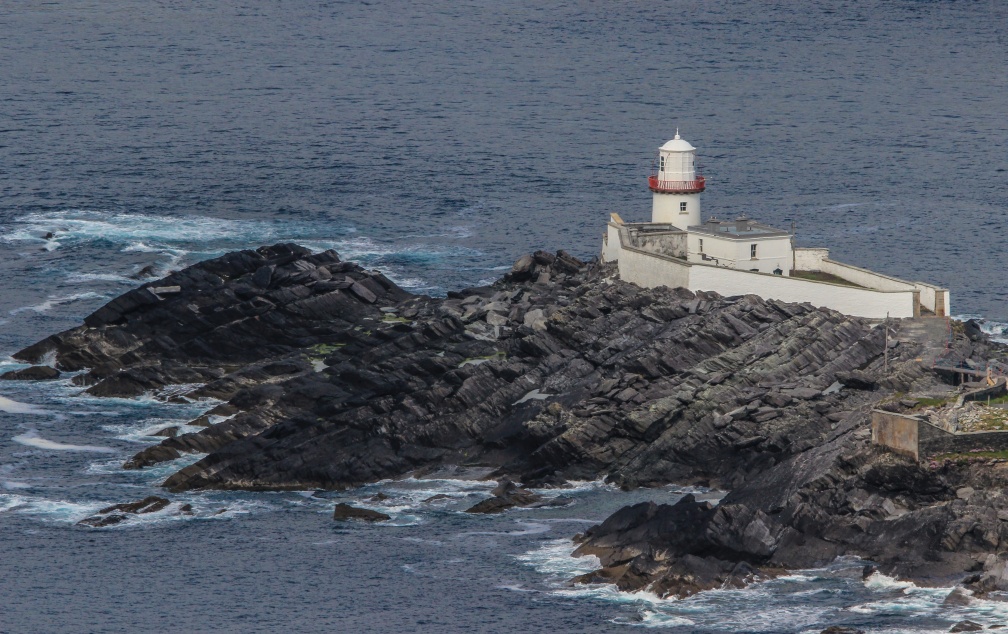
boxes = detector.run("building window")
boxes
[698,239,703,253]
[750,244,757,259]
[660,156,665,172]
[680,202,687,213]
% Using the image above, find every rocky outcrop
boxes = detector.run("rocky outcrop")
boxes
[17,241,1006,596]
[1,365,60,380]
[17,242,935,494]
[571,417,1008,598]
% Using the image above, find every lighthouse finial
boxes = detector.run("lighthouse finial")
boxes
[675,128,680,140]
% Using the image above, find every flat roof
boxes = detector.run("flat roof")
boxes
[689,218,791,240]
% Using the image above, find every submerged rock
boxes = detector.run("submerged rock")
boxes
[465,480,542,514]
[332,503,390,522]
[77,496,171,527]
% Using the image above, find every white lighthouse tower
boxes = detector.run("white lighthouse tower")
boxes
[650,130,704,229]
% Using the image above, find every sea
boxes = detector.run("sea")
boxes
[1,1,1007,632]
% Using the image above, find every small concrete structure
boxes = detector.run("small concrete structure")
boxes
[872,408,1008,462]
[602,132,951,320]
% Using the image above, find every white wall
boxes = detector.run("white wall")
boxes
[688,263,918,319]
[602,223,623,263]
[608,223,929,319]
[793,248,829,271]
[792,248,949,315]
[617,245,691,290]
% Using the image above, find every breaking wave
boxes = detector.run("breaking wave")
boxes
[12,430,116,453]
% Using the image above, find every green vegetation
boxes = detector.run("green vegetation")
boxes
[310,343,345,355]
[458,350,507,368]
[790,271,865,288]
[915,396,952,409]
[975,406,1008,430]
[988,393,1008,406]
[381,314,411,324]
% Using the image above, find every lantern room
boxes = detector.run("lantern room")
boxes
[649,131,704,228]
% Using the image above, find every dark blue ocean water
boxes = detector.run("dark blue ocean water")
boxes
[1,1,1007,631]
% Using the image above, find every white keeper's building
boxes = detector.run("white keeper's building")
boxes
[601,132,950,319]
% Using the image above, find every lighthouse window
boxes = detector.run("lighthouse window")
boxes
[750,244,758,259]
[698,239,703,253]
[660,156,665,172]
[680,202,687,213]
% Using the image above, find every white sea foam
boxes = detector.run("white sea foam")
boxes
[101,418,204,443]
[458,520,552,537]
[2,210,283,247]
[611,610,696,628]
[7,291,107,316]
[0,493,106,523]
[86,452,206,480]
[64,272,136,285]
[954,314,1008,345]
[12,430,116,453]
[862,570,919,592]
[516,538,600,579]
[0,395,49,415]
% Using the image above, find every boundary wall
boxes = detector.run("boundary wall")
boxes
[794,248,950,316]
[607,223,919,319]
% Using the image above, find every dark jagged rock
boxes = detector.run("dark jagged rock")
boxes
[820,628,865,634]
[1,365,60,380]
[18,242,1008,598]
[943,586,974,606]
[332,503,390,522]
[950,621,983,632]
[98,496,171,515]
[77,496,171,527]
[465,480,542,514]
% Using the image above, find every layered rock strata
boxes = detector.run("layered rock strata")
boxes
[15,242,1006,596]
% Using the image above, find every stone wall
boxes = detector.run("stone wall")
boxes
[871,410,921,460]
[871,408,1008,461]
[919,422,1008,458]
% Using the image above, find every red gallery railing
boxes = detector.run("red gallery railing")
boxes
[647,175,706,194]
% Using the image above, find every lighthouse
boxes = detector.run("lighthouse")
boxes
[649,131,704,228]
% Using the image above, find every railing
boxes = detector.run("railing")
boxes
[648,175,706,194]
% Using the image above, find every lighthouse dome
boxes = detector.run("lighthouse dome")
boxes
[660,133,695,152]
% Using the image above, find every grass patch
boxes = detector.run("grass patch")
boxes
[310,343,345,355]
[458,351,507,368]
[975,407,1008,430]
[988,393,1008,406]
[382,315,411,324]
[915,396,952,408]
[790,271,865,288]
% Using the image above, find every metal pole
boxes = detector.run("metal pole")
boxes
[884,312,890,374]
